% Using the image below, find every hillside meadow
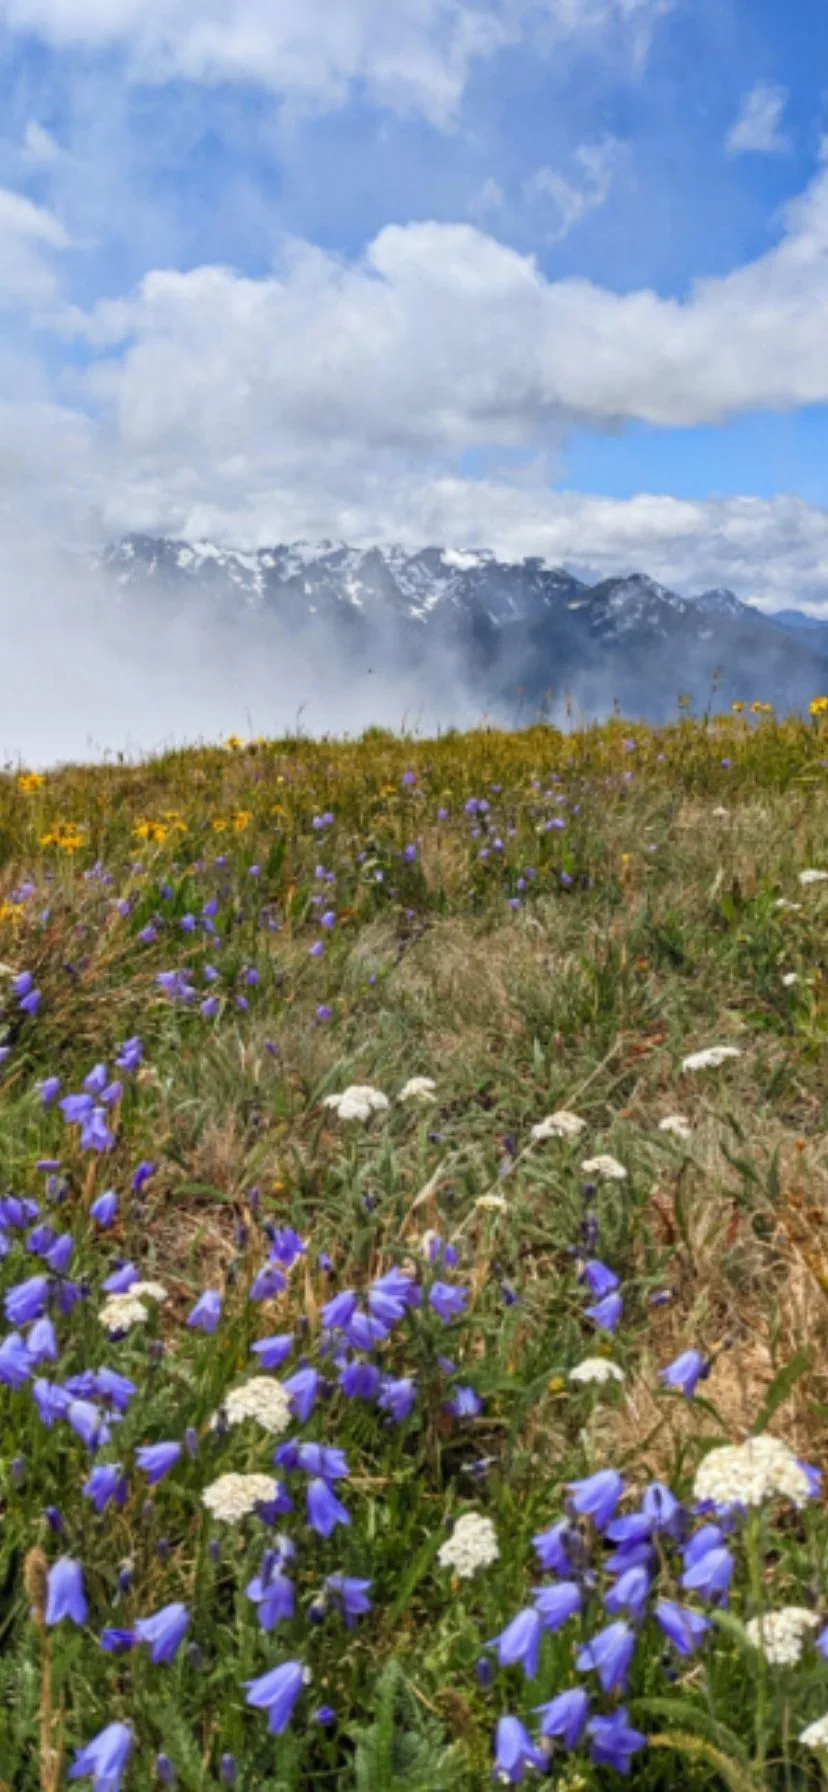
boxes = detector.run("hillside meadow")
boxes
[1,703,828,1789]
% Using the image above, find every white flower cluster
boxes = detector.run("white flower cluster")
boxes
[98,1281,168,1334]
[681,1045,742,1072]
[693,1435,814,1510]
[213,1377,292,1435]
[569,1357,625,1386]
[799,869,828,885]
[530,1111,586,1142]
[581,1154,627,1182]
[780,971,799,988]
[397,1077,437,1104]
[131,1280,168,1302]
[202,1472,279,1522]
[437,1512,500,1578]
[99,1294,150,1332]
[775,898,802,911]
[322,1084,389,1121]
[745,1608,818,1666]
[800,1713,828,1750]
[658,1114,693,1141]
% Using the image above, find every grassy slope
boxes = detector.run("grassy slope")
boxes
[0,712,827,1788]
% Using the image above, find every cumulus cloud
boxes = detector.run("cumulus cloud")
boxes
[0,0,672,126]
[0,185,70,309]
[58,152,828,483]
[726,82,789,156]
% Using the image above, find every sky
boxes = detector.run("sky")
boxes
[2,0,828,617]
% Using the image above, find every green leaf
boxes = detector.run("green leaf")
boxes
[633,1698,751,1765]
[384,1529,445,1628]
[647,1731,763,1792]
[752,1346,812,1434]
[710,1608,756,1658]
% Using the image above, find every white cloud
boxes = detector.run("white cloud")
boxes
[524,135,627,239]
[726,82,789,156]
[0,186,70,308]
[61,155,828,466]
[0,0,673,125]
[467,175,505,220]
[8,123,828,607]
[21,120,61,164]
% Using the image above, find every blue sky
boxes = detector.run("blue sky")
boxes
[2,0,828,608]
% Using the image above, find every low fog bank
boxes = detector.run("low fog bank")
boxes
[0,536,503,769]
[4,533,825,771]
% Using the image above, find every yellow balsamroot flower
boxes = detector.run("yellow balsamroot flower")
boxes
[211,817,229,834]
[810,696,828,717]
[224,734,244,751]
[17,772,45,793]
[0,901,21,927]
[731,700,744,713]
[231,809,252,832]
[161,810,188,833]
[133,818,169,844]
[40,820,86,851]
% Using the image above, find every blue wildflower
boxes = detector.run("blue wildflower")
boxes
[244,1660,305,1734]
[587,1708,647,1775]
[134,1602,190,1664]
[306,1478,350,1537]
[655,1600,710,1656]
[429,1282,467,1322]
[251,1335,295,1369]
[68,1722,132,1789]
[534,1687,589,1747]
[45,1558,88,1626]
[576,1620,636,1694]
[187,1291,223,1333]
[492,1716,545,1784]
[568,1468,624,1530]
[135,1442,181,1484]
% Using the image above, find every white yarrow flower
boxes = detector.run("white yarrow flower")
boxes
[202,1472,279,1523]
[397,1077,437,1104]
[775,899,802,911]
[581,1154,627,1182]
[130,1280,168,1302]
[531,1111,586,1142]
[711,806,730,819]
[799,1713,828,1750]
[681,1046,741,1072]
[693,1435,814,1510]
[99,1293,150,1332]
[658,1114,693,1141]
[569,1357,625,1386]
[799,869,828,885]
[213,1377,292,1435]
[745,1608,818,1666]
[437,1512,499,1578]
[322,1084,389,1121]
[781,971,799,987]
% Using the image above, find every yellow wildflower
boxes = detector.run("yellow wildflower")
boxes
[224,734,244,751]
[731,700,745,713]
[231,809,252,832]
[17,772,44,793]
[211,818,228,834]
[810,696,828,717]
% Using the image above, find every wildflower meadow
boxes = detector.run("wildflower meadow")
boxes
[4,702,828,1790]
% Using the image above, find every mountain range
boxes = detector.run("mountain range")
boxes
[87,534,828,725]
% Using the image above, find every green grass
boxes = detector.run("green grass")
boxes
[0,708,827,1787]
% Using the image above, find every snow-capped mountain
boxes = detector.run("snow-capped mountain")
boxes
[88,535,828,723]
